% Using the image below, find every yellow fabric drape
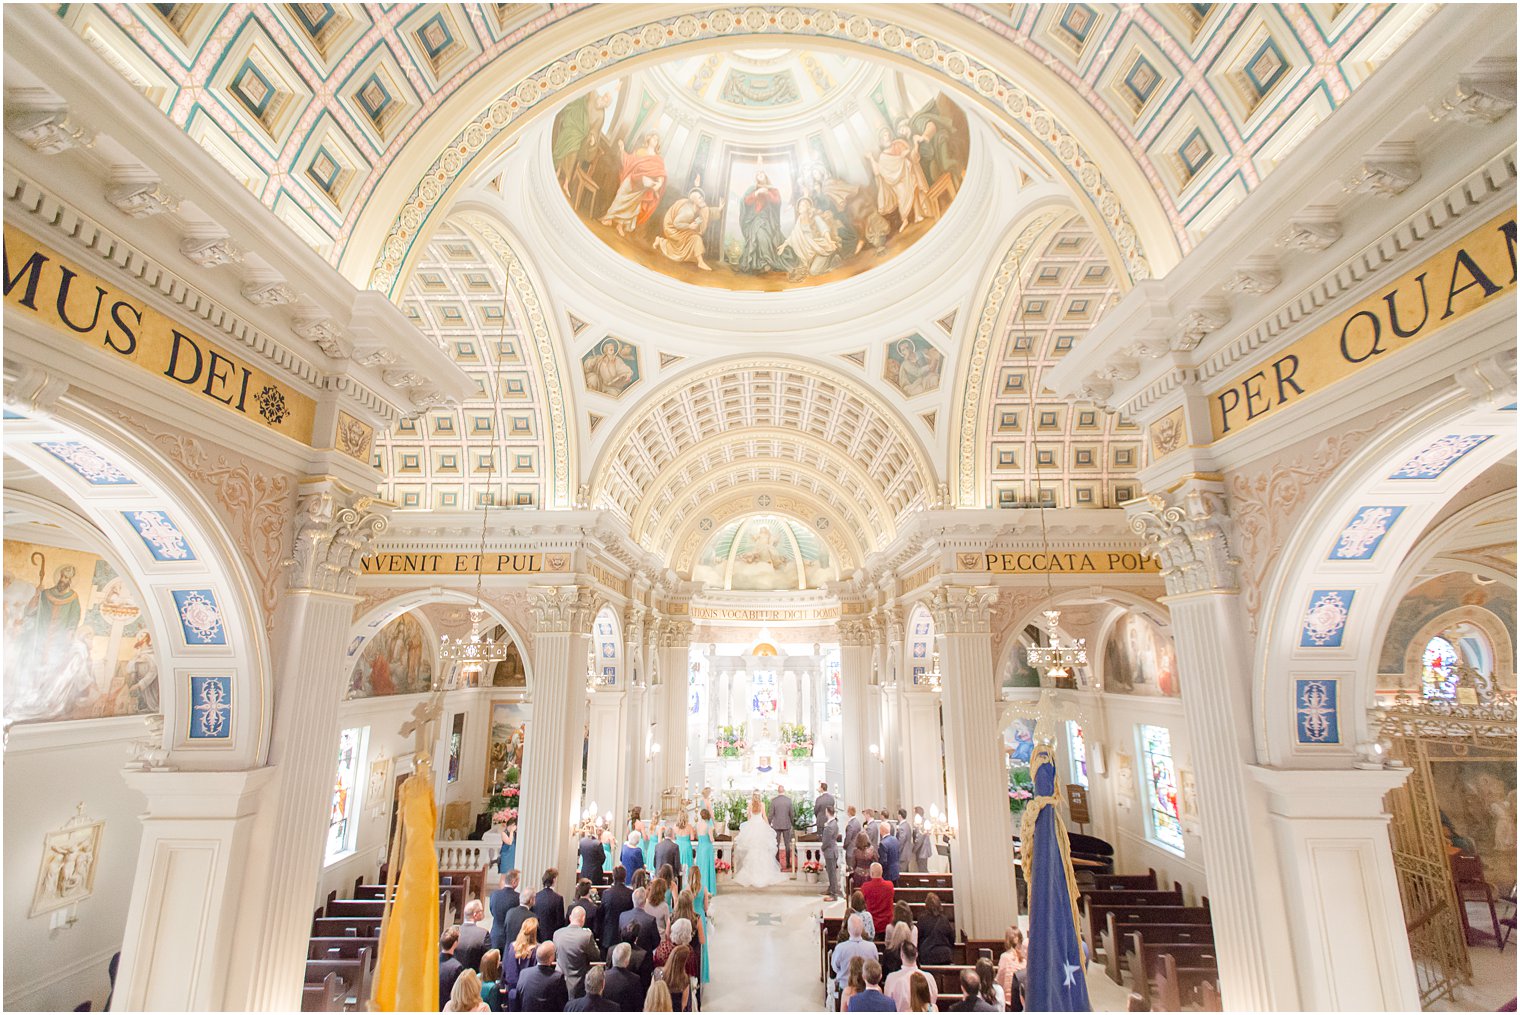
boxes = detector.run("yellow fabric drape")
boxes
[1018,744,1087,966]
[371,759,440,1011]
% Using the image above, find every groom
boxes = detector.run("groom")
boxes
[767,785,796,875]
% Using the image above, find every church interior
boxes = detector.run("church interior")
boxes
[1,3,1516,1012]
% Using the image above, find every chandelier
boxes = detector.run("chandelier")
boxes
[925,646,944,693]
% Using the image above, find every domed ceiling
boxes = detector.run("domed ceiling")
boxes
[691,513,838,591]
[547,47,971,292]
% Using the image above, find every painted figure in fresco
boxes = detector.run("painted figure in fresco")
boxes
[653,188,714,270]
[737,172,796,275]
[1009,722,1035,765]
[121,630,159,713]
[601,133,667,237]
[552,90,614,196]
[869,126,930,232]
[894,338,940,397]
[23,564,83,673]
[778,197,842,277]
[737,525,787,570]
[799,165,865,256]
[584,339,634,395]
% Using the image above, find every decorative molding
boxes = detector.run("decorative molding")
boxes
[1222,264,1281,296]
[1175,302,1231,351]
[292,315,351,360]
[1343,156,1422,198]
[1429,65,1517,125]
[5,104,94,154]
[532,585,599,635]
[927,585,999,635]
[283,478,388,595]
[1277,216,1342,252]
[240,278,299,306]
[179,233,240,267]
[105,179,178,218]
[1126,481,1240,596]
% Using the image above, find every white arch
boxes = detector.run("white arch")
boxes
[348,589,533,694]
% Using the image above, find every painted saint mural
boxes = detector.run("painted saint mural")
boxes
[348,611,434,699]
[548,50,970,292]
[691,514,837,591]
[2,539,159,724]
[1101,610,1180,696]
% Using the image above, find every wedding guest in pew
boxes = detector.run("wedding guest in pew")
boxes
[480,950,507,1012]
[995,928,1025,1012]
[847,960,897,1012]
[878,823,903,884]
[599,867,635,955]
[833,915,880,995]
[975,958,1005,1011]
[491,871,522,956]
[908,973,937,1013]
[851,833,878,894]
[885,942,938,1011]
[916,894,955,966]
[842,956,868,1012]
[862,863,896,936]
[502,918,540,1009]
[566,967,619,1013]
[515,941,569,1012]
[603,943,645,1012]
[533,869,568,940]
[553,906,600,999]
[445,968,490,1013]
[946,970,995,1012]
[457,900,491,971]
[440,927,465,1011]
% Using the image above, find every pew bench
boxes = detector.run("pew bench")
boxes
[301,972,344,1013]
[1088,901,1208,956]
[303,948,372,1011]
[308,936,379,962]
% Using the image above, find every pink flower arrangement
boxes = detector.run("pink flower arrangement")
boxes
[715,726,748,758]
[502,787,520,800]
[801,859,823,874]
[714,858,732,873]
[494,808,519,824]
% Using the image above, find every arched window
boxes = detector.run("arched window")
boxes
[1421,636,1460,700]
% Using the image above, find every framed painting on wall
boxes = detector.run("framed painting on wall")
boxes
[30,804,104,917]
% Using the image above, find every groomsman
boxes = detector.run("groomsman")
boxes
[820,807,842,901]
[813,782,835,836]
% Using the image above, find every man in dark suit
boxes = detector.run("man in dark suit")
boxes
[845,960,897,1012]
[455,898,490,970]
[502,890,535,953]
[533,868,567,941]
[844,806,862,851]
[598,866,634,954]
[910,806,934,873]
[602,942,645,1012]
[490,869,521,955]
[565,967,619,1012]
[814,782,835,836]
[438,927,464,1011]
[877,821,902,884]
[947,970,996,1011]
[617,887,660,953]
[578,830,606,883]
[516,941,569,1012]
[767,785,796,872]
[553,906,600,999]
[653,826,682,883]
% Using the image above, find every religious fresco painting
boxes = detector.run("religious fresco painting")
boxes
[883,333,945,398]
[1428,755,1517,892]
[691,514,837,591]
[1376,572,1517,675]
[548,50,970,292]
[1101,610,1180,696]
[581,337,641,398]
[1003,625,1042,689]
[348,611,435,699]
[2,539,159,725]
[490,635,527,688]
[486,703,526,793]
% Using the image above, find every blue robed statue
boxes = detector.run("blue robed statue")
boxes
[1020,744,1092,1012]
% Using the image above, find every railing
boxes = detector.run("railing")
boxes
[435,839,497,871]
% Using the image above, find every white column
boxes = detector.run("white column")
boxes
[654,617,693,795]
[518,586,596,886]
[878,610,905,813]
[865,683,885,804]
[229,480,386,1011]
[931,585,1019,939]
[1129,483,1299,1010]
[900,691,945,818]
[585,689,625,830]
[880,683,901,812]
[113,768,275,1011]
[838,619,872,808]
[1250,768,1419,1011]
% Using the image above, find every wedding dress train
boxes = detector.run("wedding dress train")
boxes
[732,801,786,888]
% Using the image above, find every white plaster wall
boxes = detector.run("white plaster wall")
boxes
[3,716,150,1012]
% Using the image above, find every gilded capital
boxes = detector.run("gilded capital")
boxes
[927,585,999,635]
[1126,481,1240,595]
[531,585,599,634]
[283,478,388,595]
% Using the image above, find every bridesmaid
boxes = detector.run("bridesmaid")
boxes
[601,829,617,880]
[688,868,714,985]
[640,818,659,874]
[695,809,717,896]
[675,813,695,888]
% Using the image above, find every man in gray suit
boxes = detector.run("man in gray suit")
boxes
[820,807,842,901]
[552,906,600,999]
[865,809,882,849]
[909,806,934,873]
[813,782,835,837]
[844,806,862,850]
[767,785,796,874]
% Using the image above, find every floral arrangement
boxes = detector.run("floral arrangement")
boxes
[716,725,748,758]
[493,807,519,824]
[801,859,822,874]
[780,722,814,758]
[794,797,815,832]
[502,786,520,800]
[714,858,732,874]
[1008,769,1035,815]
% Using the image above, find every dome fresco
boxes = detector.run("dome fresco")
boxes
[691,514,838,591]
[548,48,971,292]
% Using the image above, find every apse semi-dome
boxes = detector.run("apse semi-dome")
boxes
[691,513,838,591]
[546,47,971,292]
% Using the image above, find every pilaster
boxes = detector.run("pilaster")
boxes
[585,689,626,832]
[653,616,693,796]
[838,618,873,809]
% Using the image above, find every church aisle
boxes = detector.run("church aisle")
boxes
[702,881,825,1012]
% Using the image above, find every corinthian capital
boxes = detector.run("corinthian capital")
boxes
[927,586,999,635]
[624,604,647,650]
[656,616,693,647]
[532,585,598,634]
[838,618,871,647]
[283,478,388,595]
[1127,481,1240,596]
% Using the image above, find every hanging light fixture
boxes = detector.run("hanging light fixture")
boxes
[925,645,944,693]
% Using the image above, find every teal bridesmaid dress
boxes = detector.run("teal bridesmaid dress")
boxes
[693,888,712,984]
[695,826,717,896]
[641,830,657,874]
[677,831,695,886]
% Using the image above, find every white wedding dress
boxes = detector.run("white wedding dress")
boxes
[732,800,786,888]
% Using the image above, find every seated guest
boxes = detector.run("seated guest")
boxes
[643,980,674,1012]
[580,829,607,882]
[445,968,491,1012]
[502,918,539,1009]
[440,927,464,1011]
[947,971,995,1012]
[847,960,897,1012]
[915,893,955,966]
[877,822,902,883]
[516,941,569,1012]
[552,905,600,999]
[480,950,506,1013]
[831,915,880,990]
[566,967,619,1012]
[841,956,867,1012]
[908,972,936,1013]
[842,891,875,942]
[885,942,938,1012]
[491,870,523,955]
[533,869,568,940]
[619,887,660,953]
[621,832,646,885]
[457,899,491,971]
[653,918,699,983]
[995,926,1025,1007]
[850,833,877,893]
[976,957,1006,1011]
[659,944,694,1013]
[861,863,896,937]
[603,943,645,1012]
[600,866,635,954]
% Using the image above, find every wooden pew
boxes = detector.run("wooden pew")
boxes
[920,965,977,995]
[312,915,384,939]
[1093,869,1158,891]
[308,936,379,961]
[300,972,344,1013]
[1087,900,1204,956]
[1101,911,1215,982]
[898,872,952,889]
[1199,980,1224,1011]
[304,947,372,1010]
[1127,946,1218,1012]
[960,939,1002,964]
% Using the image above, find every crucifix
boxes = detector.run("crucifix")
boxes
[400,692,445,766]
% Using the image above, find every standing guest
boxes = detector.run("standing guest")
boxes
[567,967,619,1012]
[618,887,660,954]
[620,921,655,995]
[568,879,598,940]
[654,826,682,884]
[533,869,567,940]
[516,941,569,1012]
[621,832,646,885]
[915,894,955,966]
[444,968,491,1012]
[642,980,674,1012]
[845,806,862,849]
[652,917,698,981]
[502,918,540,1009]
[892,902,918,947]
[603,943,645,1012]
[643,877,672,934]
[908,972,937,1013]
[821,807,843,902]
[659,944,694,1012]
[497,816,518,878]
[694,809,718,897]
[976,957,1005,1011]
[847,960,897,1012]
[490,870,522,955]
[877,822,902,884]
[553,906,600,999]
[947,971,995,1012]
[910,808,934,874]
[995,927,1026,1011]
[580,829,607,882]
[814,782,836,836]
[480,950,507,1013]
[895,809,914,858]
[831,915,880,993]
[456,899,490,971]
[885,942,938,1012]
[440,927,465,1011]
[881,917,910,978]
[599,866,635,954]
[850,833,877,894]
[865,810,882,849]
[502,891,535,957]
[862,862,896,937]
[841,956,868,1012]
[844,890,876,942]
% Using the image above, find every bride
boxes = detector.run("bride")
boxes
[732,791,786,888]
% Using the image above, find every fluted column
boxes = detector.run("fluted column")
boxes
[622,605,650,820]
[931,585,1018,938]
[838,619,872,808]
[654,617,693,794]
[229,478,387,1011]
[1128,481,1297,1010]
[877,609,904,812]
[518,585,597,886]
[585,688,625,831]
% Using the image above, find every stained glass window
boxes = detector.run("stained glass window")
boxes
[1067,720,1089,788]
[327,726,366,861]
[1140,724,1184,854]
[751,671,778,717]
[1422,636,1459,700]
